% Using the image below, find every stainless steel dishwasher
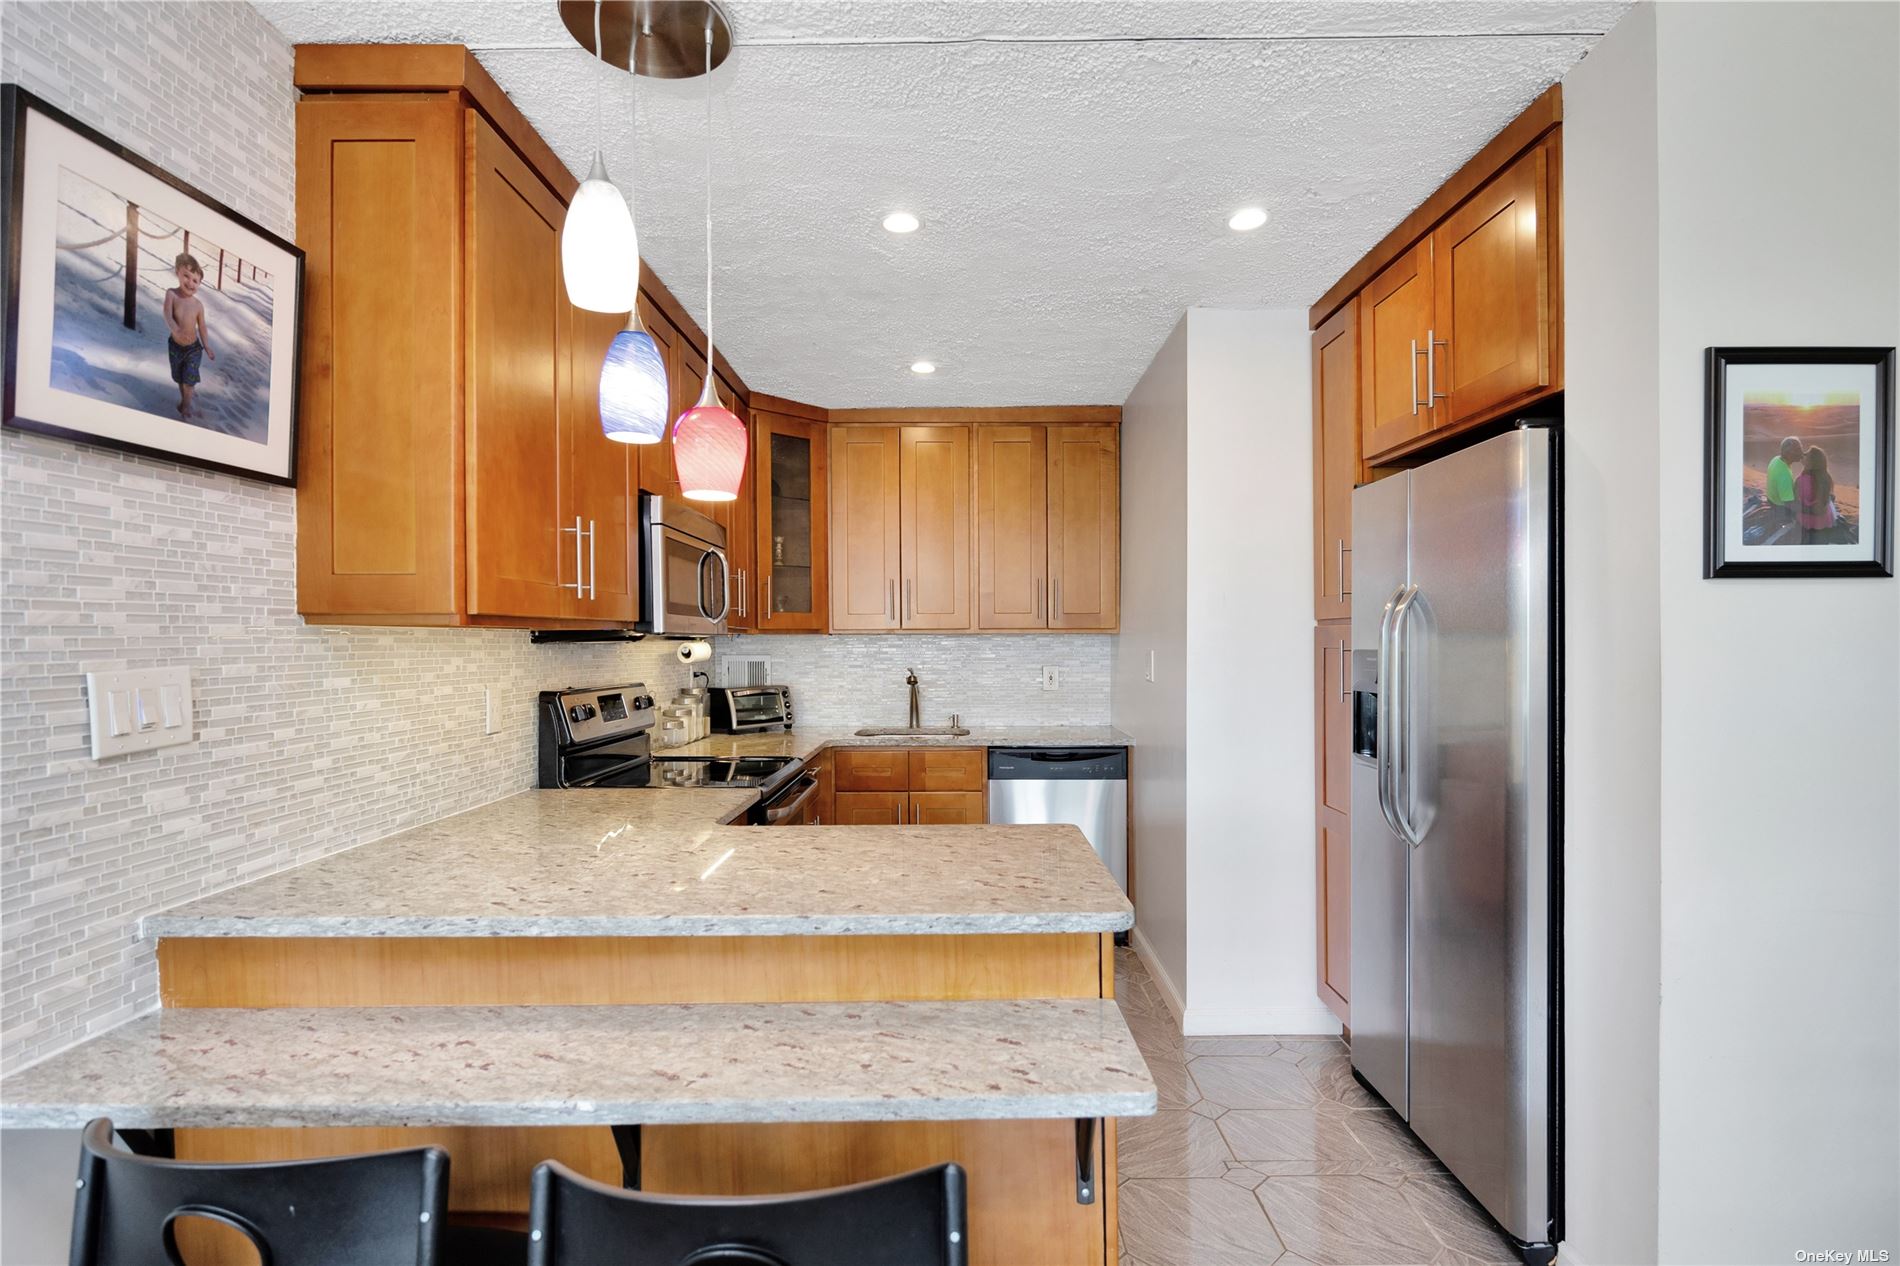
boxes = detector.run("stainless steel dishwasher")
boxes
[987,747,1129,894]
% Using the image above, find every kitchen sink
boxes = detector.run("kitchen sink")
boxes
[853,726,973,737]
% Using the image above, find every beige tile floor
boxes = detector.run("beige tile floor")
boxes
[1114,948,1524,1266]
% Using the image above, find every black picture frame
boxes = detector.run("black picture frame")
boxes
[1,83,303,485]
[1704,346,1895,579]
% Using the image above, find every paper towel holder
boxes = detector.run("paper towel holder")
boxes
[676,639,713,665]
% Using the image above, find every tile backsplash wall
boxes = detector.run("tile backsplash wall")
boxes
[0,1,699,1071]
[718,634,1111,728]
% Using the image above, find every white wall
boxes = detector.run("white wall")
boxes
[1182,309,1336,1035]
[1113,317,1190,1003]
[1650,3,1900,1259]
[1558,6,1664,1263]
[1561,4,1900,1261]
[1113,310,1338,1036]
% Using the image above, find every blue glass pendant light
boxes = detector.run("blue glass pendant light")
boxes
[592,0,668,442]
[599,308,668,443]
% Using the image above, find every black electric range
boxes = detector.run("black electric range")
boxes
[536,683,808,820]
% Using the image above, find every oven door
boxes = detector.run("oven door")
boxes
[753,773,818,826]
[647,523,729,636]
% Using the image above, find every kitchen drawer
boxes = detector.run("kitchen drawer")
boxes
[909,791,986,825]
[834,749,911,791]
[907,748,986,792]
[832,791,908,825]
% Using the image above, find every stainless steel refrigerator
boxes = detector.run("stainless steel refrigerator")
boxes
[1349,423,1560,1264]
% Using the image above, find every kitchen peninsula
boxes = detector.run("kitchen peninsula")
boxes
[5,774,1149,1266]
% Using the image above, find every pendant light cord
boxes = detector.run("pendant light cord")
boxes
[702,3,715,397]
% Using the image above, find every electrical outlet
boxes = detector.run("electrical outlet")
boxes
[483,686,500,735]
[1041,666,1060,691]
[1146,650,1156,683]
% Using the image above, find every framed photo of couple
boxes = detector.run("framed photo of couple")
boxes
[2,85,302,484]
[1704,346,1895,579]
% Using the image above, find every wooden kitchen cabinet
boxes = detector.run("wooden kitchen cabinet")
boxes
[828,425,902,631]
[909,792,987,825]
[1316,806,1350,1021]
[753,412,828,632]
[974,425,1049,629]
[908,748,986,792]
[567,306,637,623]
[828,425,972,631]
[1312,299,1359,622]
[1047,425,1120,630]
[899,426,973,630]
[1429,141,1552,428]
[292,49,752,630]
[811,750,835,826]
[1315,622,1352,817]
[833,748,911,792]
[1358,240,1434,462]
[832,791,907,826]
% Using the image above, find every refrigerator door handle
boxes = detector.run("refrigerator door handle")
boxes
[1391,585,1428,847]
[1374,584,1409,839]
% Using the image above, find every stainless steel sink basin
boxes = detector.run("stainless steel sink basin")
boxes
[853,726,972,737]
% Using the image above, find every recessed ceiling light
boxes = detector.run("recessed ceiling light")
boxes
[910,361,937,375]
[883,211,921,234]
[1228,206,1269,232]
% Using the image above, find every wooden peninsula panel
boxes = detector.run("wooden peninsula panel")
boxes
[158,933,1108,1009]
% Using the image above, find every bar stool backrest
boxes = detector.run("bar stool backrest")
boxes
[526,1159,968,1266]
[69,1118,450,1266]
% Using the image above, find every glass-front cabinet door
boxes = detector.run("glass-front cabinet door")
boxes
[753,411,828,631]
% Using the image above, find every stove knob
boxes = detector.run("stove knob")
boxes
[633,695,654,711]
[568,703,596,723]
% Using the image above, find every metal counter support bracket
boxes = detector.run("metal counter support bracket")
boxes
[1074,1117,1098,1204]
[611,1123,642,1191]
[116,1128,175,1159]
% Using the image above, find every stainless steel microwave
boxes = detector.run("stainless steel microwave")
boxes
[639,493,728,637]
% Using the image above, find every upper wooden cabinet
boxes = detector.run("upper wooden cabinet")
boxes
[753,411,828,632]
[974,425,1049,629]
[1046,425,1120,630]
[828,425,902,631]
[1312,299,1360,623]
[292,49,749,629]
[1430,141,1552,427]
[1314,83,1561,465]
[828,425,974,632]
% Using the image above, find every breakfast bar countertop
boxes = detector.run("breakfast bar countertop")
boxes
[142,787,1133,941]
[668,725,1133,761]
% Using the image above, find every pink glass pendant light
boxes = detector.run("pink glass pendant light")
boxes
[673,4,747,501]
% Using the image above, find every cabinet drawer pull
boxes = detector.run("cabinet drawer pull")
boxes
[1338,641,1349,702]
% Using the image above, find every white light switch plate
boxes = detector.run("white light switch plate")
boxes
[85,667,193,760]
[1041,666,1061,691]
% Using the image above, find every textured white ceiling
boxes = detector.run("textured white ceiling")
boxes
[257,1,1627,406]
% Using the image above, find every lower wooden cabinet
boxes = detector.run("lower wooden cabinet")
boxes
[909,792,987,825]
[1315,620,1352,1024]
[831,747,987,825]
[811,750,835,826]
[1316,806,1350,1021]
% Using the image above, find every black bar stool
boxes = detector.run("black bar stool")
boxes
[524,1159,968,1266]
[69,1118,526,1265]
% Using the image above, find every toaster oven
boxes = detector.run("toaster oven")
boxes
[710,685,793,734]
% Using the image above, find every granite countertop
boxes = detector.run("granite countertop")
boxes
[665,725,1132,762]
[143,789,1133,940]
[0,999,1155,1129]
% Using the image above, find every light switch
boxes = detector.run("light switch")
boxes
[86,667,193,759]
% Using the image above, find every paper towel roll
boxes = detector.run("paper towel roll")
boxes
[676,640,712,664]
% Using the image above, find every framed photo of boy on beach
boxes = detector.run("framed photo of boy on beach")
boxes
[1705,346,1895,579]
[2,86,302,484]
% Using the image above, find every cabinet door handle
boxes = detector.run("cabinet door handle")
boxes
[765,573,773,618]
[587,519,597,599]
[905,578,914,624]
[1428,329,1447,404]
[1053,577,1062,619]
[1337,539,1351,598]
[1036,577,1045,622]
[1338,640,1349,702]
[888,577,897,623]
[1410,338,1422,415]
[738,569,747,617]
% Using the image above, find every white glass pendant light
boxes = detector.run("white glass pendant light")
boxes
[596,11,668,442]
[671,9,747,500]
[562,2,639,313]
